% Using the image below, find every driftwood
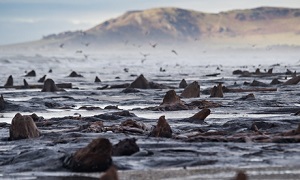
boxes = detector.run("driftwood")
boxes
[0,83,72,89]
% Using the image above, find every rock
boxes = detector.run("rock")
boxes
[243,81,250,85]
[129,74,150,89]
[97,85,109,90]
[270,78,283,85]
[188,100,221,109]
[104,105,120,110]
[41,79,60,92]
[121,119,146,130]
[95,76,101,82]
[110,84,130,89]
[235,171,248,180]
[148,81,169,89]
[79,106,102,110]
[99,166,119,180]
[241,71,251,77]
[210,83,223,98]
[68,71,83,77]
[0,94,5,110]
[250,80,268,86]
[189,108,211,122]
[64,138,112,172]
[283,76,300,85]
[112,138,140,156]
[150,115,172,138]
[180,81,200,98]
[206,73,220,77]
[84,121,104,133]
[9,113,40,140]
[38,75,46,83]
[238,93,255,100]
[232,70,243,75]
[25,70,36,77]
[23,79,30,89]
[121,87,140,93]
[179,79,188,88]
[4,75,13,87]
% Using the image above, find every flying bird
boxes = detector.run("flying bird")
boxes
[171,49,178,55]
[140,52,150,58]
[84,54,89,59]
[149,42,157,48]
[141,58,146,63]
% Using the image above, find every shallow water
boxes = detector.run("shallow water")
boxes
[0,50,300,178]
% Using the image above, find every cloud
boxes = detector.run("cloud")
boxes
[0,17,42,23]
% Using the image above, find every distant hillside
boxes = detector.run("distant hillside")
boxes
[3,6,300,50]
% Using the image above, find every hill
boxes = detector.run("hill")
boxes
[3,6,300,50]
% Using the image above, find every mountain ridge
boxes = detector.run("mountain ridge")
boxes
[2,6,300,50]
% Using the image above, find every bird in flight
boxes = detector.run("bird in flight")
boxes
[149,42,157,48]
[171,49,178,55]
[140,52,150,58]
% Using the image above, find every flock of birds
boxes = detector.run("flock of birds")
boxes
[57,31,179,63]
[57,30,269,66]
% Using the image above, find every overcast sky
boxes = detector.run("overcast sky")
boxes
[1,0,300,45]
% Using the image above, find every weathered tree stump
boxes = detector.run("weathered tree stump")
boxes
[180,81,200,98]
[9,113,40,140]
[41,79,60,92]
[64,138,113,172]
[112,138,140,156]
[4,75,13,87]
[150,115,172,138]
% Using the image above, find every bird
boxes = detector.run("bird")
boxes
[84,43,90,47]
[141,58,146,63]
[59,43,64,48]
[149,42,157,48]
[140,52,150,58]
[83,54,89,59]
[76,50,83,53]
[171,50,178,55]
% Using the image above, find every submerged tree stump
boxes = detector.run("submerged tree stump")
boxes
[180,81,200,98]
[9,113,40,140]
[41,79,60,92]
[64,138,113,172]
[150,115,172,138]
[4,75,13,87]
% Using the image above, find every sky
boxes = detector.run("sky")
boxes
[0,0,300,45]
